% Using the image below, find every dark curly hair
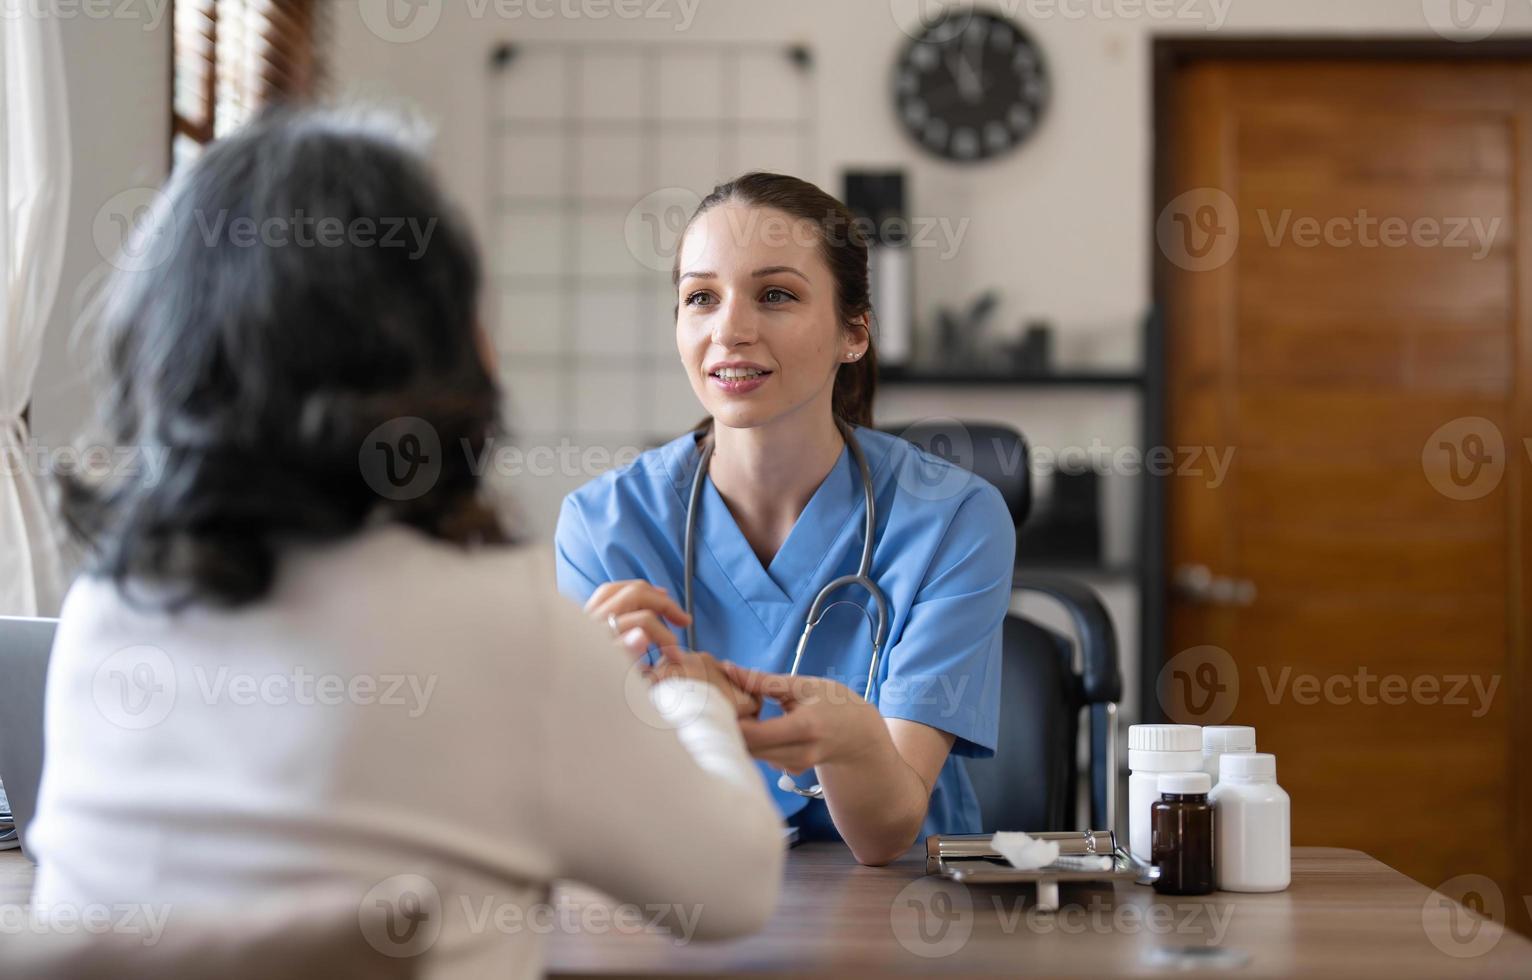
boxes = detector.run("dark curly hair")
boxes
[61,107,509,609]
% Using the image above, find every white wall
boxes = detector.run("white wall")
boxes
[328,0,1532,378]
[30,6,170,453]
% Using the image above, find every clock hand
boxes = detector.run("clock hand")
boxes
[968,27,987,90]
[944,46,982,103]
[942,47,964,92]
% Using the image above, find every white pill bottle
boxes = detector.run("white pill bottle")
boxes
[1127,724,1202,865]
[1209,752,1291,892]
[1201,725,1257,787]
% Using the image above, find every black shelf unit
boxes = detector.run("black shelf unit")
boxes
[1015,560,1139,580]
[879,368,1144,388]
[876,311,1166,727]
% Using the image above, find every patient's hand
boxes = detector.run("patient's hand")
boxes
[648,648,763,720]
[584,579,692,655]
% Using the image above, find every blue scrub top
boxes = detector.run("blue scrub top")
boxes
[554,426,1014,838]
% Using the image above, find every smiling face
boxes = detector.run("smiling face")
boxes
[675,202,869,432]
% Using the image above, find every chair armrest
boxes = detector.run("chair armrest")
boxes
[1012,572,1124,835]
[1010,572,1122,704]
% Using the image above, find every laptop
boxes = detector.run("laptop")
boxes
[0,616,57,860]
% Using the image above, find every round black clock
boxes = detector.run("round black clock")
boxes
[893,10,1049,162]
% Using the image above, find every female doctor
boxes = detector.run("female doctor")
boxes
[555,173,1014,865]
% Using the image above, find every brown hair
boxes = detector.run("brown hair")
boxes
[672,172,876,428]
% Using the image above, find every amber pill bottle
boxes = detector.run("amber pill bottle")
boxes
[1151,771,1215,895]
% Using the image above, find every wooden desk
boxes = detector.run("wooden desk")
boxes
[5,845,1530,976]
[1,849,31,909]
[545,845,1532,977]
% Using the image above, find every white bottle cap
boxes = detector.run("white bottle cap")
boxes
[1158,771,1212,795]
[1128,724,1203,772]
[1129,724,1202,752]
[1202,725,1256,755]
[1220,752,1276,781]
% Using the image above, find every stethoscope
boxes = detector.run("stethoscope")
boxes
[682,419,889,800]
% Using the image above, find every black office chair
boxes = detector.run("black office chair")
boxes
[884,420,1122,834]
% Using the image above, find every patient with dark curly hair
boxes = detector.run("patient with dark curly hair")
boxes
[26,108,780,980]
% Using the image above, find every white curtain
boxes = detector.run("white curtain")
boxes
[1,11,71,616]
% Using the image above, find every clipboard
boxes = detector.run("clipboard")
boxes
[924,831,1144,911]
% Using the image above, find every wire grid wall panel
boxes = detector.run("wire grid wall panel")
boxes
[488,42,816,533]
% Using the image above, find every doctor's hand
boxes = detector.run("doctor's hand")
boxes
[719,664,886,774]
[584,580,693,657]
[647,648,763,719]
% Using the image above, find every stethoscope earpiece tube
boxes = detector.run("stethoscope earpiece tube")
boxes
[683,421,888,801]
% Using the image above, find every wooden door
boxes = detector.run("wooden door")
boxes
[1159,57,1531,935]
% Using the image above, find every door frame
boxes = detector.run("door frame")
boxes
[1148,36,1532,930]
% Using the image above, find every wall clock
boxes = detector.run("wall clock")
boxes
[893,10,1049,162]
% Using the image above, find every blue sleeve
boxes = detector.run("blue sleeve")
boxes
[554,495,608,605]
[876,484,1014,759]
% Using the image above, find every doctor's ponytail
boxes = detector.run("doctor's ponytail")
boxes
[676,173,877,428]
